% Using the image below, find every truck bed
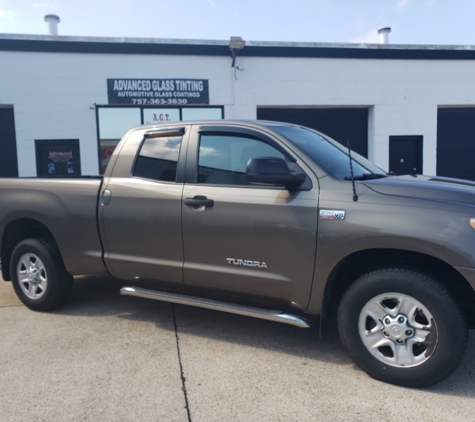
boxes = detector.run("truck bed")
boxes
[0,177,105,277]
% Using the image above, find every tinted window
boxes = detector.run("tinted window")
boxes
[270,125,386,179]
[198,134,285,186]
[133,135,182,182]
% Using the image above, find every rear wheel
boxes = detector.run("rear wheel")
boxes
[10,238,73,311]
[338,268,468,387]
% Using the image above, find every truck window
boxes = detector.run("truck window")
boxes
[133,135,182,182]
[198,134,285,186]
[270,125,386,179]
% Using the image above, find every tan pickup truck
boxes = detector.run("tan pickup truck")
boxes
[2,120,475,387]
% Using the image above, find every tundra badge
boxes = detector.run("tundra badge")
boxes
[226,258,269,269]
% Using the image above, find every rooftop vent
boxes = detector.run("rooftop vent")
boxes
[44,14,60,36]
[378,27,391,44]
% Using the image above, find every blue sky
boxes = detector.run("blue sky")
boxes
[0,0,473,45]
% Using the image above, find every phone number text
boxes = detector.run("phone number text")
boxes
[131,98,188,105]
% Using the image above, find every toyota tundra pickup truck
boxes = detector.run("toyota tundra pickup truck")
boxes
[1,120,475,388]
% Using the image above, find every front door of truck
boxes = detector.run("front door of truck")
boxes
[100,127,187,285]
[181,125,319,307]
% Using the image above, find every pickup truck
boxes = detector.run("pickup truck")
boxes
[1,120,475,388]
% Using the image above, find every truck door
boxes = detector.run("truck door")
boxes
[181,125,319,307]
[99,127,188,285]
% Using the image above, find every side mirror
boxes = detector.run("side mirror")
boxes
[246,157,305,190]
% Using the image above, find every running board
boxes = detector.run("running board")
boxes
[120,286,313,328]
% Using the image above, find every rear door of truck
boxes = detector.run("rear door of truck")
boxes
[99,126,189,285]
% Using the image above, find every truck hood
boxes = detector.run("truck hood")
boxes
[363,175,475,207]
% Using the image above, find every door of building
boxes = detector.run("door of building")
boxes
[437,108,475,181]
[389,136,423,175]
[0,106,19,177]
[257,107,369,158]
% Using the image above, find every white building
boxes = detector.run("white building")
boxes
[1,29,475,179]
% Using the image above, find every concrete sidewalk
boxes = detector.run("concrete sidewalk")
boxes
[1,275,475,421]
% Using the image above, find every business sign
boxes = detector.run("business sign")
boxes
[107,79,209,105]
[35,139,81,177]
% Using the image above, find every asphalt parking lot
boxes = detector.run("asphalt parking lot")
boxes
[1,275,475,422]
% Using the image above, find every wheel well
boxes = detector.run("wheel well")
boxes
[322,249,475,329]
[1,219,59,281]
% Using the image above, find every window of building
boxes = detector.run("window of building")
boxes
[97,105,223,174]
[198,134,285,186]
[182,108,223,121]
[98,107,141,139]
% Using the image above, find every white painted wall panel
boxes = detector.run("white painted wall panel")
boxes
[1,46,475,176]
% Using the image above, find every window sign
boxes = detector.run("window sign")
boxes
[143,109,180,125]
[35,139,81,177]
[98,107,141,139]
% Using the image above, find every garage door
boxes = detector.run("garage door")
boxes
[257,108,368,157]
[0,106,19,177]
[437,108,475,181]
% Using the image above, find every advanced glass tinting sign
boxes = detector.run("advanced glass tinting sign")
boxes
[107,79,209,105]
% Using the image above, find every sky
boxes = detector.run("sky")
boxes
[0,0,474,45]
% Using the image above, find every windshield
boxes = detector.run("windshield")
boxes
[269,125,387,180]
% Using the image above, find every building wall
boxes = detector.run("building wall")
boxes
[1,48,475,176]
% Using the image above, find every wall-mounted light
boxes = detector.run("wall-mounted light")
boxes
[229,36,245,68]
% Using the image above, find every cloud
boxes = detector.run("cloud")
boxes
[205,0,217,8]
[396,0,411,9]
[396,0,435,10]
[33,3,56,9]
[350,28,380,44]
[0,8,15,26]
[200,146,222,157]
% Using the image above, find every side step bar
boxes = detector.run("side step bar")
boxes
[120,286,313,328]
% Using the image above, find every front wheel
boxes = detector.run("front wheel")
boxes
[10,238,73,311]
[338,268,468,387]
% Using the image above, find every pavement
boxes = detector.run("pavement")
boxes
[1,275,475,422]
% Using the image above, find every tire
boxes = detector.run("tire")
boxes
[337,268,468,388]
[10,238,73,311]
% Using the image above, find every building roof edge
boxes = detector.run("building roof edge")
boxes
[2,33,475,59]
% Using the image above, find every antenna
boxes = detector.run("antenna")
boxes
[347,140,358,202]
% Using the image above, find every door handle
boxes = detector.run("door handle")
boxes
[184,195,214,210]
[102,189,112,206]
